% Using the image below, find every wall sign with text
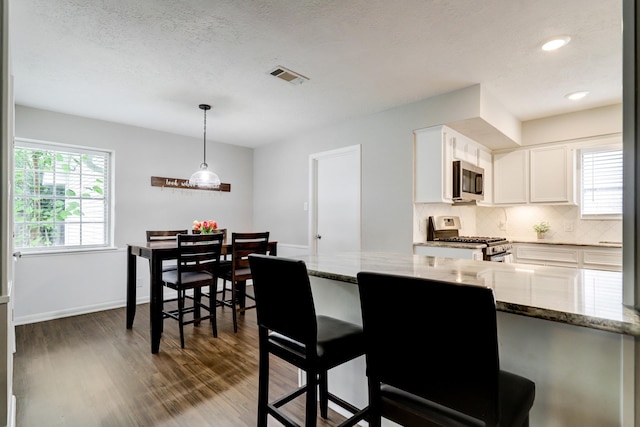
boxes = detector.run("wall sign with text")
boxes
[150,176,231,192]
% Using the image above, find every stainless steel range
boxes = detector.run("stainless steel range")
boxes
[427,216,513,262]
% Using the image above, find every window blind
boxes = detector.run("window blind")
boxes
[14,139,112,251]
[581,148,622,216]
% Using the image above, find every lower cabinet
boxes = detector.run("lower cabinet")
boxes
[512,243,622,271]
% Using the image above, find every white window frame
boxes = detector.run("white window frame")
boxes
[13,138,115,253]
[579,142,623,220]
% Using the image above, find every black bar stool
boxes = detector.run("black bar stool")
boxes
[249,254,368,427]
[357,271,536,427]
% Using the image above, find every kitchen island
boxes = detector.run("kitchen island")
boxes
[293,252,639,427]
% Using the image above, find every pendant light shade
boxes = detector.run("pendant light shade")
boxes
[189,104,221,189]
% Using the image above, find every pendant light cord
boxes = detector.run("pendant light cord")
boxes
[202,107,208,166]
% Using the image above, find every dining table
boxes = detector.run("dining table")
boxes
[126,239,277,353]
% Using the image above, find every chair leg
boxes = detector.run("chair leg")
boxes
[305,369,318,427]
[231,281,238,333]
[210,289,218,338]
[194,288,201,326]
[257,329,270,427]
[319,371,329,419]
[367,376,382,427]
[178,289,185,349]
[221,278,227,303]
[238,280,247,316]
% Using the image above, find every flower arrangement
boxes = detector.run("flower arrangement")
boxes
[533,221,550,234]
[193,219,218,234]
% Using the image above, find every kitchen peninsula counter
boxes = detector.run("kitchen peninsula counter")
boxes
[293,251,638,426]
[297,251,639,336]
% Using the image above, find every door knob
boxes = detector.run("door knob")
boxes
[315,234,322,240]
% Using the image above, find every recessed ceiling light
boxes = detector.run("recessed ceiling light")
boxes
[541,36,571,51]
[565,91,589,101]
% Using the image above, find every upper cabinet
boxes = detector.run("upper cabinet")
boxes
[530,146,574,203]
[493,145,576,205]
[414,125,492,204]
[414,126,452,203]
[493,150,529,204]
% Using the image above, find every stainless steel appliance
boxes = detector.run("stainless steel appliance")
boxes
[427,216,512,262]
[453,160,484,202]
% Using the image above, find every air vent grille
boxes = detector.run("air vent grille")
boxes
[268,66,309,85]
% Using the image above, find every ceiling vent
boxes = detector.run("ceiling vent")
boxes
[268,66,309,85]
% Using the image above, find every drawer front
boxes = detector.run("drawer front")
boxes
[516,246,579,264]
[582,249,622,270]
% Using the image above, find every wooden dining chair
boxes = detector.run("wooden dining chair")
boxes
[356,271,536,427]
[218,231,270,332]
[161,233,224,348]
[146,229,189,272]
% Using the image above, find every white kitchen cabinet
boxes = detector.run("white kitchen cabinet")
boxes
[452,132,479,165]
[414,126,452,203]
[513,243,579,268]
[493,145,575,205]
[581,247,623,271]
[512,243,622,272]
[530,146,575,203]
[493,150,528,204]
[414,125,491,203]
[477,148,493,207]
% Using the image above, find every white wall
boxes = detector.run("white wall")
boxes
[13,106,255,324]
[522,104,622,145]
[253,87,503,253]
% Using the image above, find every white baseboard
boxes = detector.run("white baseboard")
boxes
[13,300,130,326]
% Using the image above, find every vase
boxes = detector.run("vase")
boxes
[537,232,545,239]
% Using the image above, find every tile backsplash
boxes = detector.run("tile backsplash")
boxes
[414,203,622,244]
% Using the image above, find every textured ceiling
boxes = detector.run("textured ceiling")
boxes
[10,0,622,147]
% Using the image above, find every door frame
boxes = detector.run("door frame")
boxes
[308,145,361,255]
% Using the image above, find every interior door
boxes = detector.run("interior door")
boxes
[309,145,361,254]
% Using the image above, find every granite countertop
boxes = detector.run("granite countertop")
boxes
[414,240,622,249]
[294,251,640,337]
[413,241,486,249]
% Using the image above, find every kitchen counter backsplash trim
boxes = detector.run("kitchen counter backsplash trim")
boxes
[295,252,640,337]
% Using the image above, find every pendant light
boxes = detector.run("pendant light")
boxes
[189,103,221,189]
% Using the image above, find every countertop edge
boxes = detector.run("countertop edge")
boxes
[497,302,640,336]
[413,241,486,249]
[307,268,640,337]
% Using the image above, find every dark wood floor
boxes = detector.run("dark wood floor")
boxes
[13,301,352,426]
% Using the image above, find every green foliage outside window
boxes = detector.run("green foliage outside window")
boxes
[14,143,108,249]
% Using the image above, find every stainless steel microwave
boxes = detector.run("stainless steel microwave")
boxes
[452,160,484,202]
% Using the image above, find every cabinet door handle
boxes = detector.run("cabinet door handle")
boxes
[315,234,322,240]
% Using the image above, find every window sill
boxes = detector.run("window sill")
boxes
[17,246,119,257]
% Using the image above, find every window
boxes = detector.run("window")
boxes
[580,146,622,218]
[14,138,112,251]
